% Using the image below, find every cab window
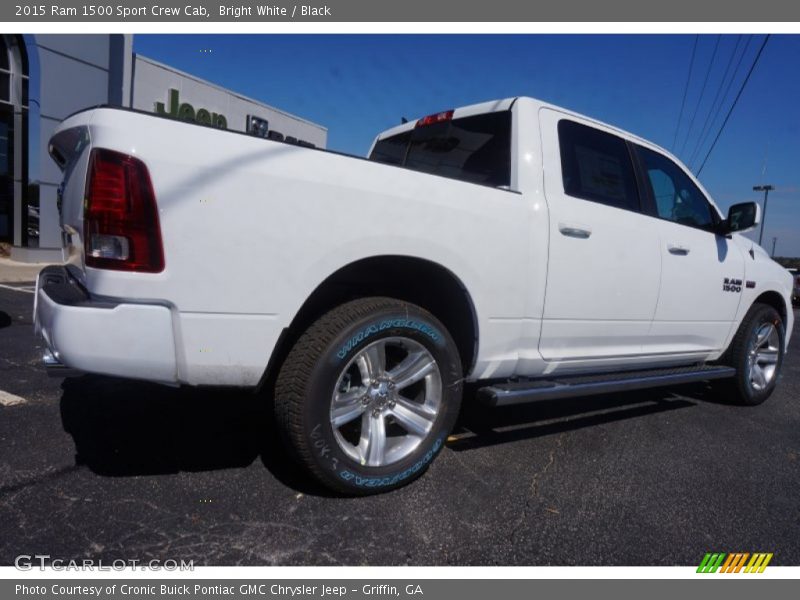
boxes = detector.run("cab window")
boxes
[557,119,640,212]
[635,146,715,230]
[370,111,511,187]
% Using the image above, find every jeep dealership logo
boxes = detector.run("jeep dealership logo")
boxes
[154,89,316,148]
[155,88,228,129]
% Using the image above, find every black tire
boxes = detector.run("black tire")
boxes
[274,297,462,495]
[714,302,786,406]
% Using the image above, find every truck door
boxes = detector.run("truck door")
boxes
[632,143,746,353]
[538,108,661,360]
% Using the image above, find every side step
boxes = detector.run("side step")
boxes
[477,365,736,407]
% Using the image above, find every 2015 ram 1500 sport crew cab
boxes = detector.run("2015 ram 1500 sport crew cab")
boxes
[36,97,794,494]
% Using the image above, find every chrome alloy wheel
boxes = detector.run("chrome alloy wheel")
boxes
[329,337,442,467]
[747,322,781,391]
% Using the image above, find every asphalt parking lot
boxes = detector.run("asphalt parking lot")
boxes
[1,283,798,566]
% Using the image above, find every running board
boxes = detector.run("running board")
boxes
[477,365,736,407]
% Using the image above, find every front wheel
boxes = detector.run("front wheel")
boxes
[274,297,463,495]
[715,302,786,406]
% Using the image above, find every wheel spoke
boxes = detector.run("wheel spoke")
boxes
[755,324,774,348]
[751,365,767,389]
[356,355,371,385]
[756,349,779,366]
[331,388,366,427]
[389,397,436,436]
[356,341,386,384]
[334,387,364,405]
[364,342,387,377]
[388,351,436,390]
[360,413,386,466]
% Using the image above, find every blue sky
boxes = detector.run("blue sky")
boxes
[134,34,800,257]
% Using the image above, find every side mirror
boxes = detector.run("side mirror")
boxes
[720,201,761,235]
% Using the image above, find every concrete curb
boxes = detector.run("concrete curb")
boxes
[0,257,47,283]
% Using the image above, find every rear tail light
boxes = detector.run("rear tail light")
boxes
[416,110,454,128]
[84,149,164,273]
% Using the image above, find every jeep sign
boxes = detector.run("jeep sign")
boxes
[155,88,228,129]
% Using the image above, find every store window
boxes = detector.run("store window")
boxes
[0,36,14,243]
[0,36,30,246]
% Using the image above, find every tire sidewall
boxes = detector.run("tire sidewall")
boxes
[300,306,462,493]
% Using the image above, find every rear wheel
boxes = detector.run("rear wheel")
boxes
[715,303,785,406]
[274,297,462,495]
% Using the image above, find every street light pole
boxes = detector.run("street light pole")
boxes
[753,184,774,246]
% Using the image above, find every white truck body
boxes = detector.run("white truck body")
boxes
[36,97,793,388]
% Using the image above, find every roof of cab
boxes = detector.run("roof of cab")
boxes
[373,95,677,166]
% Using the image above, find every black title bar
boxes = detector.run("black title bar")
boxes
[6,0,800,22]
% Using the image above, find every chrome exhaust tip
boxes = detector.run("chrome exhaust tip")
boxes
[43,349,82,378]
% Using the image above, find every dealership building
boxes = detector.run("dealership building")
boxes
[0,34,327,262]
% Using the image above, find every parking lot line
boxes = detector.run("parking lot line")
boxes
[0,283,35,294]
[0,390,28,407]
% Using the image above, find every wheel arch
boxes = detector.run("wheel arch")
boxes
[753,290,789,329]
[722,289,792,358]
[257,255,479,392]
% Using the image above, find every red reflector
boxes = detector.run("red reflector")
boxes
[416,110,454,128]
[84,149,164,273]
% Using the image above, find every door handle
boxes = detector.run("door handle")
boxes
[667,244,690,255]
[558,223,592,239]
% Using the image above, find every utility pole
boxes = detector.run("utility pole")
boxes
[753,184,774,246]
[771,237,777,257]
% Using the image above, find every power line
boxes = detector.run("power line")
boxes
[689,35,753,171]
[696,34,771,176]
[678,35,721,158]
[687,35,742,169]
[672,35,699,152]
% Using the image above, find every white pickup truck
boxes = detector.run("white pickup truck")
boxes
[36,97,793,494]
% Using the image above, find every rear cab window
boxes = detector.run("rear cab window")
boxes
[369,111,512,188]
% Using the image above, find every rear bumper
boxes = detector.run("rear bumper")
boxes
[34,265,178,383]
